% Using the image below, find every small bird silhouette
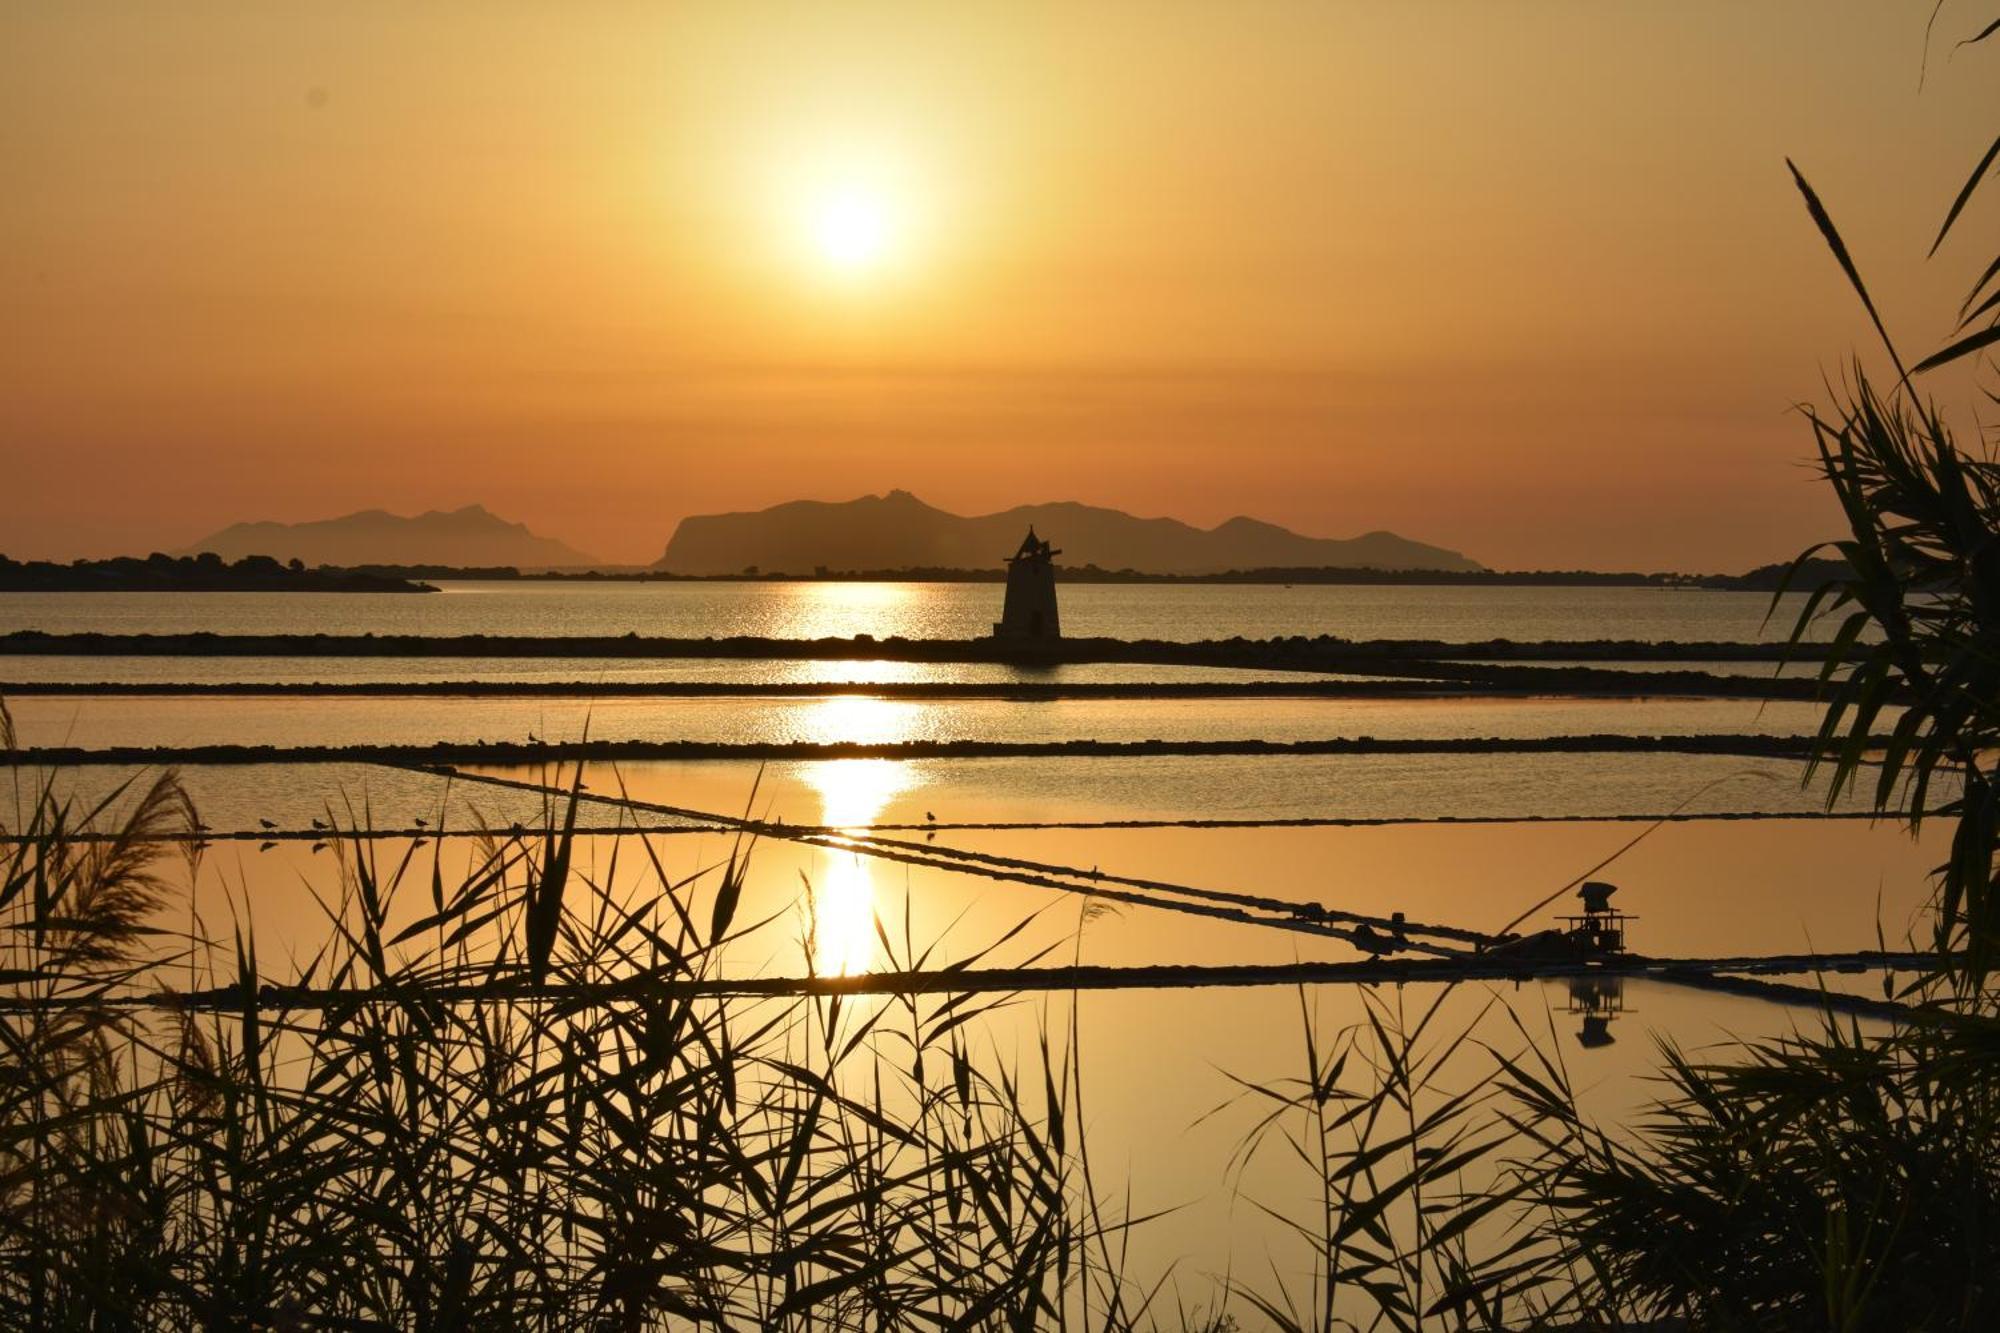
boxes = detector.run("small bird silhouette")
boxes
[311,818,329,831]
[311,841,328,853]
[1349,924,1394,956]
[258,818,278,831]
[925,810,937,822]
[414,816,429,828]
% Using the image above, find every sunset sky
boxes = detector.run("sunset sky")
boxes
[4,1,1996,570]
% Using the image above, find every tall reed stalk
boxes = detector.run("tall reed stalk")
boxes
[0,739,1156,1330]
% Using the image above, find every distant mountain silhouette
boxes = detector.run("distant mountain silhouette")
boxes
[654,491,1481,576]
[183,505,598,569]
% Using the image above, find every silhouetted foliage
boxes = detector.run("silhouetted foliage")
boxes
[1499,15,2000,1332]
[0,553,431,593]
[0,755,1148,1329]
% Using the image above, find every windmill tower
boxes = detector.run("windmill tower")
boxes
[992,528,1061,640]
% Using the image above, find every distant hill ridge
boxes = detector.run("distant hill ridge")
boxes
[655,491,1482,576]
[183,505,599,570]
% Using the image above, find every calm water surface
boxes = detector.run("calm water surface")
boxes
[0,580,1822,643]
[0,655,1319,687]
[3,577,1928,1317]
[77,759,1921,1320]
[39,750,1878,835]
[5,692,1842,752]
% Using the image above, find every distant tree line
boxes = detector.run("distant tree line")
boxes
[2,552,1854,592]
[0,552,433,593]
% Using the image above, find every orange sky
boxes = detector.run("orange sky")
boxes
[3,2,1995,570]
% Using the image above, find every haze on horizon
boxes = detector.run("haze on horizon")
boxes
[4,1,1996,572]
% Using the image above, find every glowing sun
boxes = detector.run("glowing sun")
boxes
[810,185,895,273]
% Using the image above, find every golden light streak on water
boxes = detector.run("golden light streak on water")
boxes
[791,692,928,746]
[798,757,916,976]
[773,580,919,640]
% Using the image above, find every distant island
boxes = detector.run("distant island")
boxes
[108,490,1852,591]
[654,490,1484,576]
[182,504,599,570]
[0,554,434,594]
[28,558,1840,592]
[7,548,1851,595]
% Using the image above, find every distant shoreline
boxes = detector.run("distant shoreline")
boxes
[0,630,1833,665]
[0,554,433,595]
[0,555,1843,591]
[306,562,1832,590]
[0,666,1840,701]
[7,733,1822,767]
[460,567,1700,585]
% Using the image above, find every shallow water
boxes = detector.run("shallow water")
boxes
[5,691,1842,753]
[0,580,1822,643]
[1460,656,1837,678]
[107,766,1925,1322]
[0,655,1304,688]
[0,578,1934,1325]
[26,750,1888,840]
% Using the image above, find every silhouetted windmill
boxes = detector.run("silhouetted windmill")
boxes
[992,528,1062,640]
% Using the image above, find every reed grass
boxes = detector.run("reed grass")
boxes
[1502,20,2000,1328]
[0,735,1655,1332]
[0,742,1167,1330]
[1523,1016,2000,1330]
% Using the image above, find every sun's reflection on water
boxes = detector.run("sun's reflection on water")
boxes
[799,758,914,975]
[772,581,919,640]
[794,693,924,746]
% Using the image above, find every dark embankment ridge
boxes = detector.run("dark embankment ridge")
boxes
[13,952,1936,1012]
[0,666,1840,700]
[12,733,1823,766]
[0,810,1898,846]
[1343,659,1842,699]
[0,630,1834,666]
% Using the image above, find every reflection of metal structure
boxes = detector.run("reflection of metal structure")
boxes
[1559,881,1635,956]
[993,528,1061,640]
[1566,973,1628,1048]
[1543,884,1636,1048]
